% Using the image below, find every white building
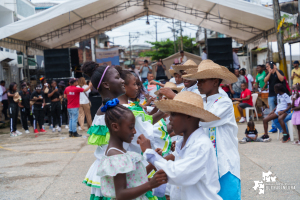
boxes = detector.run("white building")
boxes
[0,0,35,84]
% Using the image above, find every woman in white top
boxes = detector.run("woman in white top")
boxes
[77,77,92,130]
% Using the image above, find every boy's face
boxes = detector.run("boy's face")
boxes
[197,79,217,95]
[147,74,154,82]
[241,83,246,91]
[169,112,187,135]
[174,73,183,84]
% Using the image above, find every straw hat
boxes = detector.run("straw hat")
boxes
[169,69,178,77]
[173,59,198,74]
[182,59,238,84]
[13,92,21,103]
[155,91,220,122]
[154,82,184,95]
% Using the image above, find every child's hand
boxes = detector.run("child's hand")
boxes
[137,134,151,153]
[171,141,176,152]
[155,148,163,156]
[149,169,168,188]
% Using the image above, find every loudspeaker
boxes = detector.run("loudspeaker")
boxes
[207,38,234,72]
[44,49,71,78]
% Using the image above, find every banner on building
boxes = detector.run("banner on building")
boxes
[96,47,119,66]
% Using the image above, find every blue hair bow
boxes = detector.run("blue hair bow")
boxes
[101,98,119,112]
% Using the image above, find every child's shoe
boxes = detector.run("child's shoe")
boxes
[239,140,247,144]
[10,132,17,137]
[34,129,39,134]
[25,130,30,134]
[16,130,23,135]
[282,134,290,143]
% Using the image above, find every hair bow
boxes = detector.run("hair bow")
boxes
[101,98,119,112]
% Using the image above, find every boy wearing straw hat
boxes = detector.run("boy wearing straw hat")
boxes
[183,59,240,200]
[138,91,222,200]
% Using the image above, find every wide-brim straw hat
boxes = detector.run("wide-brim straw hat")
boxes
[182,59,238,84]
[173,59,198,74]
[154,82,184,96]
[169,69,178,77]
[155,91,220,122]
[13,92,21,102]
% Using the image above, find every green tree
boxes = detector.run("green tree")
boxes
[139,36,197,60]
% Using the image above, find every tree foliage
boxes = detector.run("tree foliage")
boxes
[139,36,197,61]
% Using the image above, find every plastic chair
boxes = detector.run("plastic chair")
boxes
[277,120,294,141]
[245,93,259,122]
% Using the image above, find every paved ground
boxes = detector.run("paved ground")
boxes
[0,122,299,200]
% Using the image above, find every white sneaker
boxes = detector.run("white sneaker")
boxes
[239,117,246,123]
[57,127,61,132]
[78,127,82,131]
[25,130,30,134]
[10,132,17,137]
[16,130,23,135]
[239,140,247,144]
[263,138,272,143]
[52,128,56,132]
[65,125,69,129]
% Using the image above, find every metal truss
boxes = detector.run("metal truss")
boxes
[29,0,145,45]
[148,0,264,35]
[0,37,47,50]
[23,0,266,49]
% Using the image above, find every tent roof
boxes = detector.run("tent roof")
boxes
[0,0,293,54]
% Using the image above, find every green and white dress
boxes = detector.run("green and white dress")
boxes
[83,102,171,200]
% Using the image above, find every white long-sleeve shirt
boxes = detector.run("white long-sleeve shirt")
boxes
[144,127,222,200]
[201,52,207,60]
[200,93,240,179]
[0,86,3,102]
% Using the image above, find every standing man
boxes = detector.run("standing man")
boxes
[64,78,92,137]
[19,85,32,133]
[233,48,240,69]
[178,50,187,64]
[229,69,246,98]
[201,47,207,60]
[263,61,286,135]
[1,81,9,120]
[48,80,63,133]
[31,85,47,134]
[139,60,152,83]
[292,60,300,85]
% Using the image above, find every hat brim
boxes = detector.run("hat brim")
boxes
[173,65,198,73]
[169,69,179,77]
[182,68,238,84]
[155,99,220,122]
[154,86,183,96]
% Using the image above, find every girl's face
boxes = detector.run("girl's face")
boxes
[13,84,17,91]
[125,75,138,99]
[116,112,136,143]
[105,68,125,96]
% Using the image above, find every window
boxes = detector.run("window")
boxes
[5,48,9,52]
[0,47,3,51]
[10,49,14,53]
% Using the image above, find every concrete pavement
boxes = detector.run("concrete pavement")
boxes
[0,122,299,200]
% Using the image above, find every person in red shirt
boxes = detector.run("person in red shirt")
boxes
[233,82,253,123]
[220,83,231,98]
[64,78,92,137]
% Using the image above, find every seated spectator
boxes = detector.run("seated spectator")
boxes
[169,69,184,87]
[262,83,292,142]
[239,121,271,143]
[229,69,246,98]
[143,72,161,97]
[220,83,231,98]
[233,82,253,123]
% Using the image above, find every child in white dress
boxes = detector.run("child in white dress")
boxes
[97,98,167,200]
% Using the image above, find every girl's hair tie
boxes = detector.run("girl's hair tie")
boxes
[101,98,119,112]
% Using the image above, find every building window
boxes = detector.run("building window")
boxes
[10,49,14,53]
[5,48,9,52]
[0,47,3,51]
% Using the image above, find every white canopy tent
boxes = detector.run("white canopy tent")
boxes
[0,0,294,55]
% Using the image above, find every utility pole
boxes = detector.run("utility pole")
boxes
[129,32,132,60]
[180,21,183,51]
[204,28,207,48]
[155,21,157,42]
[273,0,287,76]
[172,19,176,53]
